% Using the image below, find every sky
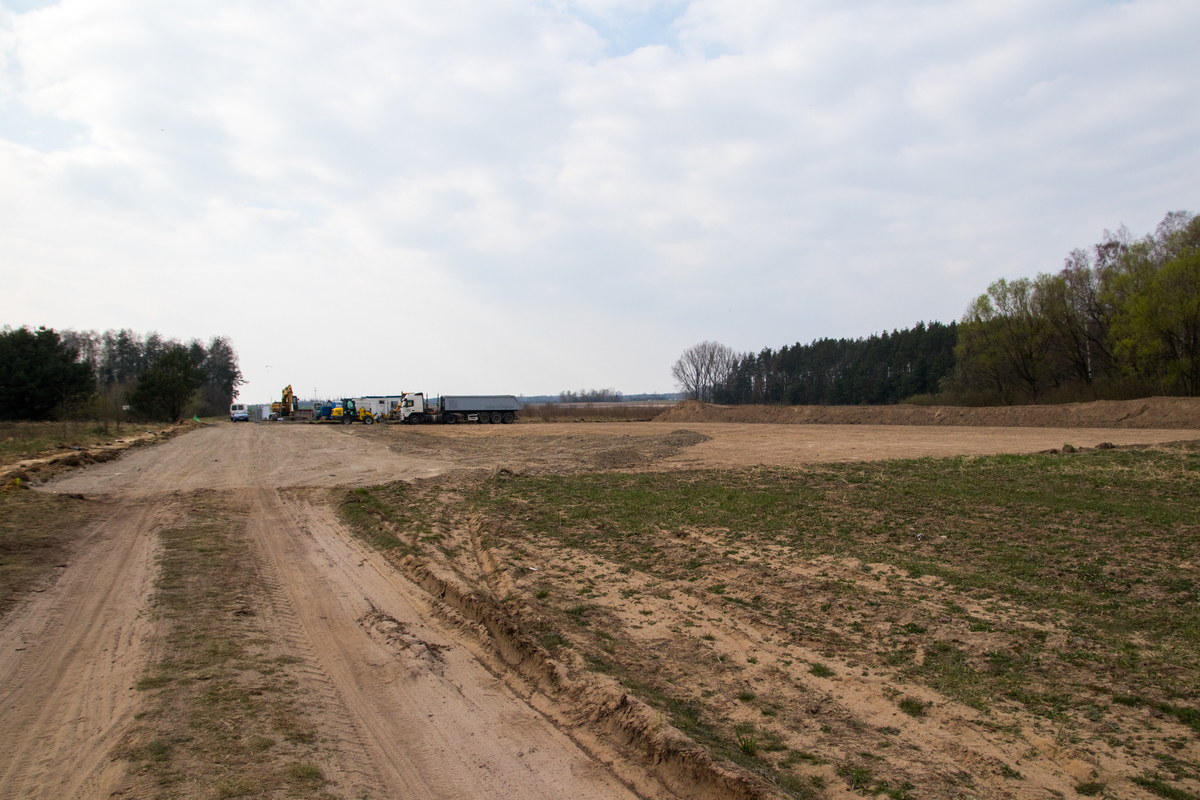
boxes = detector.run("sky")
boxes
[1,0,1197,402]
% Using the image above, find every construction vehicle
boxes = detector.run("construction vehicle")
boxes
[314,398,375,424]
[398,393,521,425]
[269,385,299,420]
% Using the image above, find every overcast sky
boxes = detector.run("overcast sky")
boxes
[2,0,1197,401]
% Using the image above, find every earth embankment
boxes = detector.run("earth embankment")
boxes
[654,396,1200,429]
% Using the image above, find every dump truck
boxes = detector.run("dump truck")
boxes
[398,393,522,424]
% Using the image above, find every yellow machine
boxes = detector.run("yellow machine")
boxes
[316,398,374,424]
[331,404,374,424]
[270,385,299,419]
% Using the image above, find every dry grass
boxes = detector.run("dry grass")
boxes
[520,402,670,423]
[0,419,136,464]
[119,490,337,799]
[0,489,99,619]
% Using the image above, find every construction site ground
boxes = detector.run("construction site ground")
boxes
[2,397,1199,799]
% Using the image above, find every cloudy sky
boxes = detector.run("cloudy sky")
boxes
[2,0,1197,401]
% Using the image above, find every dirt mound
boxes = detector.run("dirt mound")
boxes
[654,396,1200,428]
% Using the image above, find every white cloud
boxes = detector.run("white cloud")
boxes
[1,0,1197,397]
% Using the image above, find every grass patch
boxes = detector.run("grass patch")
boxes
[0,490,99,620]
[1134,775,1200,800]
[340,485,422,554]
[119,491,332,797]
[0,418,135,464]
[809,663,835,678]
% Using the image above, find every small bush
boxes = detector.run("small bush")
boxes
[899,697,928,717]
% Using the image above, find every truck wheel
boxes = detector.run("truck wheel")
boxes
[502,412,515,424]
[408,414,423,425]
[476,413,489,424]
[444,413,457,424]
[490,412,502,424]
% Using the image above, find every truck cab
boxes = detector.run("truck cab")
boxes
[399,393,428,424]
[399,393,520,424]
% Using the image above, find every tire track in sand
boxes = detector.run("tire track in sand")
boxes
[0,498,164,800]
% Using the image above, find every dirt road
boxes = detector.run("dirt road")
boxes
[2,425,644,800]
[3,419,1198,799]
[0,497,163,799]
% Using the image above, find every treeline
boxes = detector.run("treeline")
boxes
[672,209,1199,406]
[559,388,623,403]
[718,322,957,405]
[0,326,244,421]
[949,210,1200,403]
[671,325,957,406]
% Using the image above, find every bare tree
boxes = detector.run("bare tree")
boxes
[671,341,738,403]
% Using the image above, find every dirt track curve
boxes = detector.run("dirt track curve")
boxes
[3,416,1199,799]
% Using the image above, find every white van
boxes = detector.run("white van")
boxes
[229,403,249,422]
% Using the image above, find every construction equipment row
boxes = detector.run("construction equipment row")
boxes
[248,388,523,425]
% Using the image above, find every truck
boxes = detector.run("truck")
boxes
[398,393,522,425]
[314,398,375,424]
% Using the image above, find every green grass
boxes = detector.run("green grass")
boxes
[341,485,424,554]
[476,446,1200,697]
[898,697,928,717]
[1135,775,1200,800]
[809,662,835,678]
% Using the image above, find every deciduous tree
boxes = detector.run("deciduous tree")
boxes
[954,278,1056,403]
[671,341,738,403]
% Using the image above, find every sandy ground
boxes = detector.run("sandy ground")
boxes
[0,497,164,799]
[2,425,643,800]
[3,416,1198,799]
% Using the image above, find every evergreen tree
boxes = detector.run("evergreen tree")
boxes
[0,326,95,420]
[127,347,206,421]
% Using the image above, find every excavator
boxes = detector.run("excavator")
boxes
[269,385,299,420]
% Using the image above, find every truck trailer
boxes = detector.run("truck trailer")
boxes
[399,393,522,424]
